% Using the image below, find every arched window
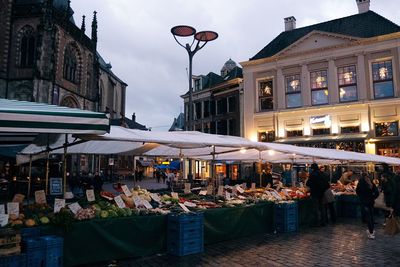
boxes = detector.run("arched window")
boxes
[60,95,79,108]
[19,26,35,67]
[63,45,78,83]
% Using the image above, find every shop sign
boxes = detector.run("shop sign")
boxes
[50,178,63,195]
[310,115,331,126]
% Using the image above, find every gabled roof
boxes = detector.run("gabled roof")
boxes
[110,117,148,131]
[202,72,224,89]
[97,52,128,86]
[169,113,185,131]
[223,66,243,82]
[251,11,400,61]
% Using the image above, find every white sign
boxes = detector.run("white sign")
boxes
[310,115,331,126]
[251,183,256,190]
[184,201,196,208]
[12,194,25,203]
[184,183,191,194]
[171,192,179,199]
[232,187,237,195]
[7,202,19,216]
[108,158,114,166]
[178,203,190,213]
[54,198,65,213]
[225,192,231,200]
[241,183,247,190]
[142,200,153,209]
[132,195,142,207]
[35,190,47,204]
[86,189,95,202]
[68,202,82,214]
[271,190,282,200]
[217,186,224,196]
[0,214,9,227]
[199,190,207,196]
[121,185,132,197]
[236,185,245,194]
[114,195,126,208]
[0,204,5,214]
[299,182,304,188]
[150,193,161,203]
[206,185,213,195]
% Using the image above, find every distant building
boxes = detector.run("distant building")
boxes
[169,113,184,131]
[110,112,148,130]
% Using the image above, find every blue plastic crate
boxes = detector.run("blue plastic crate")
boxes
[0,253,27,267]
[276,221,298,233]
[167,237,204,256]
[168,212,204,224]
[20,227,41,241]
[274,202,298,233]
[168,226,203,241]
[41,236,63,267]
[23,237,46,267]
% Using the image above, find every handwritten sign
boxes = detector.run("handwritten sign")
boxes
[132,195,142,207]
[0,204,4,214]
[0,214,9,227]
[217,186,224,196]
[85,189,95,202]
[251,183,256,190]
[225,192,231,200]
[184,183,191,194]
[236,185,245,194]
[171,192,179,199]
[199,190,207,196]
[12,194,25,203]
[178,203,190,213]
[35,190,47,204]
[121,185,132,197]
[68,202,82,214]
[114,195,126,208]
[242,183,247,190]
[142,200,153,209]
[7,202,19,216]
[206,185,213,195]
[184,201,196,208]
[150,193,161,203]
[54,198,65,213]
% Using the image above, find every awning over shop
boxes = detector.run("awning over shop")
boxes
[0,98,109,134]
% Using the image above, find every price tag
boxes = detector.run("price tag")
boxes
[225,192,231,200]
[121,185,132,197]
[184,183,191,194]
[178,203,190,213]
[299,182,304,188]
[35,190,47,204]
[184,201,196,207]
[241,183,247,190]
[12,194,25,203]
[7,202,19,216]
[217,186,224,196]
[236,185,245,194]
[114,195,126,208]
[232,187,237,195]
[171,192,179,199]
[142,200,153,209]
[206,185,213,195]
[251,183,256,190]
[0,214,9,227]
[54,198,65,213]
[271,190,282,200]
[132,195,142,207]
[86,189,95,202]
[266,183,271,189]
[199,190,207,196]
[0,204,4,214]
[68,202,82,215]
[150,193,161,203]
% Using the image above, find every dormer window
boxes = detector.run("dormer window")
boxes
[194,78,201,91]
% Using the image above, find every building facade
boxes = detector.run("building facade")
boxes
[241,0,400,157]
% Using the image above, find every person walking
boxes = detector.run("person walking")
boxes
[356,172,379,239]
[320,166,336,224]
[306,163,330,227]
[156,170,161,183]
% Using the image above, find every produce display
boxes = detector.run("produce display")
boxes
[331,181,357,195]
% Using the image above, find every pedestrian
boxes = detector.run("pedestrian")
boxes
[392,168,400,217]
[162,171,167,184]
[93,171,103,195]
[381,172,396,223]
[356,172,379,239]
[320,166,336,224]
[156,170,161,183]
[306,163,330,227]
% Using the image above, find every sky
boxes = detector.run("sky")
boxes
[71,0,400,131]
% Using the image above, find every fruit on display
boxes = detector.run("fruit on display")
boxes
[39,216,50,224]
[24,219,36,227]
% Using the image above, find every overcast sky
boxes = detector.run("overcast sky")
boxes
[71,0,399,131]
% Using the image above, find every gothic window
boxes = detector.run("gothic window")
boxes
[60,96,79,108]
[63,45,79,83]
[19,25,35,67]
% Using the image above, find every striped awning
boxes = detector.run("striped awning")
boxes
[0,99,109,134]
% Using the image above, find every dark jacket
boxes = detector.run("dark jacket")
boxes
[356,178,379,206]
[262,172,273,187]
[393,174,400,216]
[306,170,330,199]
[382,175,396,208]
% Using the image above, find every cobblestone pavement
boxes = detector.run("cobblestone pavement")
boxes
[88,218,400,267]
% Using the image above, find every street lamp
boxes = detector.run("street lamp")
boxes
[170,25,218,131]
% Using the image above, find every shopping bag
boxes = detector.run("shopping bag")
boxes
[323,188,335,204]
[384,214,400,235]
[374,193,390,211]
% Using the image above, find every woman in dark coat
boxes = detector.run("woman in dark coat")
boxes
[356,173,379,239]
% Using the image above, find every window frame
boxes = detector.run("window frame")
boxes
[310,70,329,106]
[375,121,398,137]
[372,60,394,99]
[63,45,78,84]
[258,131,275,142]
[285,74,302,108]
[258,79,274,112]
[338,65,358,103]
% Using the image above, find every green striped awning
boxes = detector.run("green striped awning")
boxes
[0,99,109,134]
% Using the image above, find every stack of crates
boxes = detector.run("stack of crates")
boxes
[167,212,204,256]
[338,194,360,218]
[41,236,63,267]
[0,228,26,267]
[274,201,298,233]
[22,234,63,267]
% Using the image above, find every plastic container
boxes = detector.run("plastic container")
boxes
[20,227,41,241]
[274,202,299,233]
[0,253,27,267]
[23,237,46,267]
[41,236,63,267]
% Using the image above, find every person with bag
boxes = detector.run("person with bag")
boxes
[320,166,336,224]
[356,172,379,239]
[306,163,329,226]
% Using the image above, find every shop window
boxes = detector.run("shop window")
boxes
[203,100,210,118]
[217,120,227,135]
[375,121,398,137]
[312,128,330,136]
[310,70,328,105]
[203,122,210,133]
[194,102,202,119]
[258,131,275,142]
[372,60,394,99]
[228,119,237,136]
[228,96,237,113]
[338,65,357,102]
[19,26,35,67]
[377,143,400,157]
[259,80,273,111]
[287,130,303,137]
[285,74,302,108]
[63,45,78,83]
[216,99,227,115]
[341,126,360,134]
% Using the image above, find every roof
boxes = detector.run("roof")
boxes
[223,66,243,82]
[169,113,185,131]
[251,11,400,61]
[97,52,128,86]
[202,72,224,89]
[110,117,148,131]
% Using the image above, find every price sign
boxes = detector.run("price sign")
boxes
[171,192,179,199]
[142,200,153,209]
[7,202,19,216]
[225,192,231,200]
[241,183,247,190]
[184,201,196,207]
[217,186,224,196]
[114,195,126,208]
[0,214,9,227]
[251,183,256,190]
[299,182,304,188]
[35,190,47,204]
[12,194,25,203]
[236,185,244,194]
[199,190,207,196]
[0,204,4,214]
[121,185,132,197]
[86,189,95,202]
[68,202,82,214]
[54,198,65,213]
[184,183,191,194]
[206,185,213,195]
[132,195,142,207]
[178,203,190,213]
[232,187,238,195]
[150,193,161,203]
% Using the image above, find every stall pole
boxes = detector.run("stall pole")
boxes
[329,164,333,183]
[211,145,216,195]
[27,155,32,204]
[258,150,262,187]
[45,135,50,194]
[63,134,68,195]
[133,156,136,187]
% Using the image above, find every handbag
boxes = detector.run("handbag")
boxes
[384,212,400,235]
[323,188,335,204]
[374,193,390,211]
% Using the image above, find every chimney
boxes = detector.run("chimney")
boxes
[132,113,136,122]
[284,16,296,31]
[356,0,370,14]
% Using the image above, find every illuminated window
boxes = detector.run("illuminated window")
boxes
[287,130,303,137]
[285,74,302,108]
[312,128,330,136]
[310,70,328,105]
[341,126,360,134]
[372,60,393,99]
[375,121,398,137]
[338,65,357,102]
[258,80,273,111]
[258,131,275,142]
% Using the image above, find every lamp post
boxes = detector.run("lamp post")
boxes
[171,25,218,182]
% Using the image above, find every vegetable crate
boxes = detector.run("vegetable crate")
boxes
[41,236,63,267]
[0,229,21,257]
[20,227,41,241]
[337,195,361,218]
[167,212,204,256]
[274,202,298,233]
[0,253,27,267]
[23,235,63,267]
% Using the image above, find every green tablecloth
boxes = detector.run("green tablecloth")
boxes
[203,202,274,244]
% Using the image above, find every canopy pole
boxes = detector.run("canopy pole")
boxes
[259,150,262,187]
[45,134,50,195]
[27,155,32,204]
[211,145,215,196]
[63,134,68,195]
